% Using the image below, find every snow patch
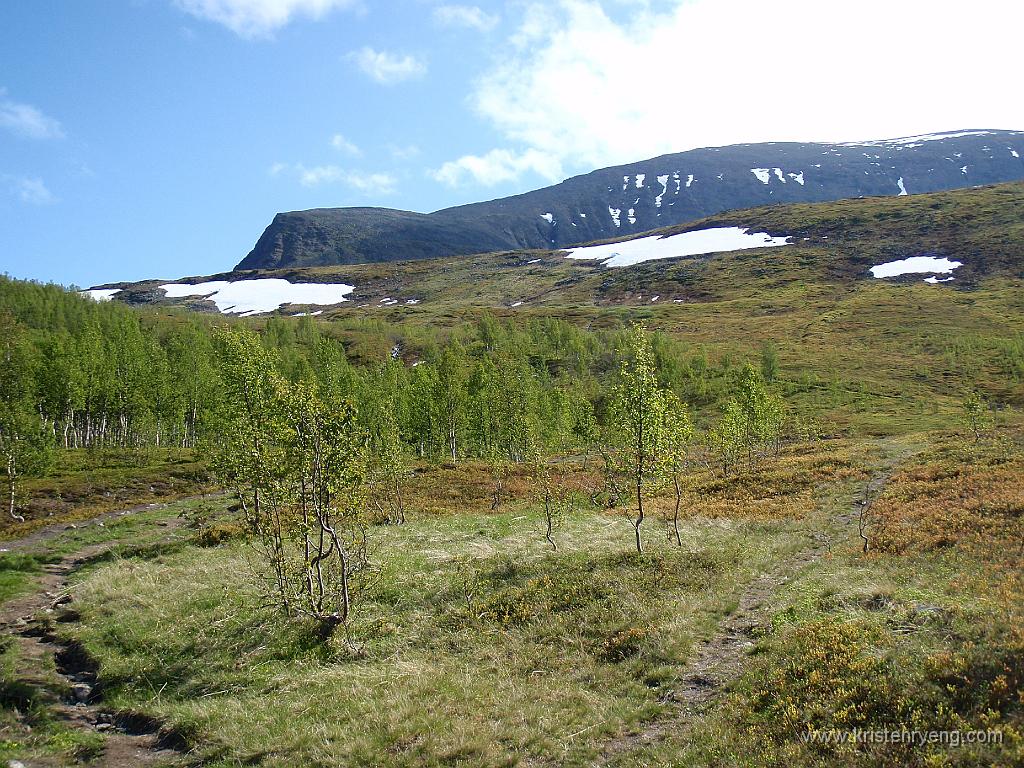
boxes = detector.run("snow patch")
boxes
[751,168,771,184]
[772,168,786,183]
[627,208,636,225]
[608,206,621,227]
[842,130,992,147]
[540,212,554,224]
[788,171,804,185]
[655,174,669,208]
[160,278,355,315]
[896,177,908,195]
[635,173,645,188]
[526,258,541,264]
[81,289,121,302]
[686,173,695,188]
[869,256,962,279]
[564,226,791,268]
[923,276,955,284]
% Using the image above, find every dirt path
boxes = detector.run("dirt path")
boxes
[0,499,207,767]
[0,492,226,554]
[595,440,912,765]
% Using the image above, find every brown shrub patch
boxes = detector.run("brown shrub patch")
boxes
[873,455,1024,557]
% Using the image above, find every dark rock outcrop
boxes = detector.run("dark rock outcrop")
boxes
[237,130,1024,270]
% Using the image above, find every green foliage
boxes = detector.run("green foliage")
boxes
[962,390,996,443]
[708,365,786,475]
[214,328,370,632]
[0,276,809,484]
[707,399,746,476]
[0,311,55,521]
[760,341,779,382]
[604,325,693,552]
[600,625,650,662]
[658,390,695,546]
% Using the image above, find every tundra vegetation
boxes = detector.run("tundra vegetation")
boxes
[0,237,1022,768]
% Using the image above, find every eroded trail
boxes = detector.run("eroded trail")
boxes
[1,502,200,767]
[595,439,913,765]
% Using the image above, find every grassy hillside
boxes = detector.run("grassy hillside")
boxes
[4,429,1021,766]
[2,183,1022,766]
[105,183,1024,435]
[120,181,1024,309]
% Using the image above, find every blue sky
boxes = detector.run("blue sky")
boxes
[2,0,1021,287]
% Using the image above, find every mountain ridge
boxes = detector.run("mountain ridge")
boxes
[237,129,1024,270]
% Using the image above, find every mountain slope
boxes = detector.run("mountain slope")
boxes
[237,129,1024,270]
[100,180,1024,320]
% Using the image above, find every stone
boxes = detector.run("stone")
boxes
[71,683,92,703]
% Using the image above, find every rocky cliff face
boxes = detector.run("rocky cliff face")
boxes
[236,130,1024,270]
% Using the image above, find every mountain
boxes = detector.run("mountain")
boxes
[96,180,1024,322]
[237,129,1024,270]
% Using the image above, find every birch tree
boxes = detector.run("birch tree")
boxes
[605,325,672,553]
[658,392,694,547]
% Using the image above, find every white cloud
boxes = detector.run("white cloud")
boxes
[330,133,361,155]
[349,47,426,85]
[433,5,499,31]
[273,163,396,194]
[342,170,397,193]
[3,175,57,205]
[460,0,1024,175]
[0,89,64,140]
[174,0,354,38]
[431,148,562,187]
[389,143,420,161]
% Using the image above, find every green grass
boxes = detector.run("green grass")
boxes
[615,433,1024,767]
[4,183,1023,764]
[19,432,1012,767]
[64,483,820,766]
[188,184,1024,435]
[2,447,213,540]
[110,184,1024,440]
[0,623,106,765]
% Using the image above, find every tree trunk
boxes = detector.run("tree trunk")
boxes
[634,476,644,554]
[394,475,405,524]
[545,493,557,551]
[7,452,24,523]
[672,474,682,547]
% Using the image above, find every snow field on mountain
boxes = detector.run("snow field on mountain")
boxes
[869,256,962,279]
[160,278,355,315]
[81,289,122,301]
[564,226,791,267]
